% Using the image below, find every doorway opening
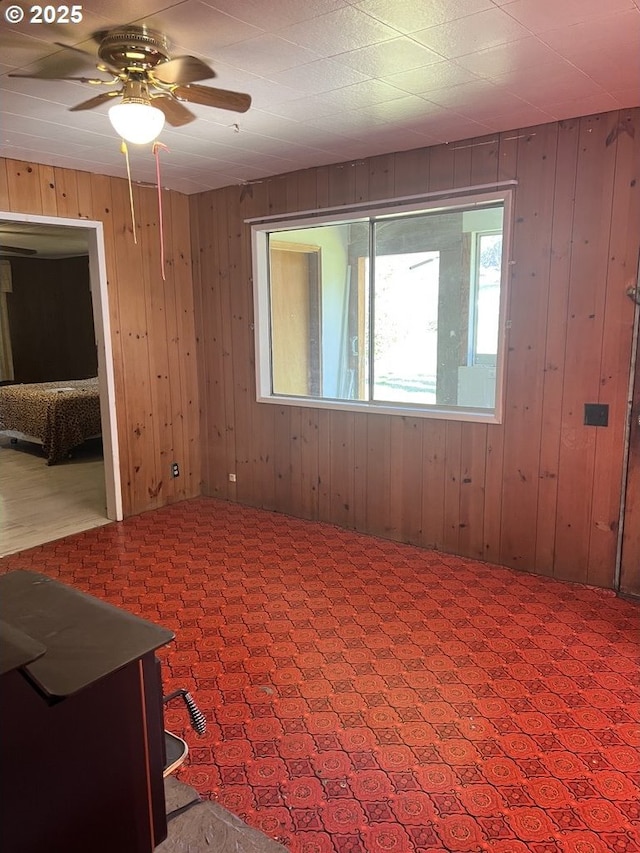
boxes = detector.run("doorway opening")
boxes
[269,241,322,397]
[0,212,122,552]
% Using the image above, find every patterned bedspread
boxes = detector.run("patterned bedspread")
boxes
[0,378,101,464]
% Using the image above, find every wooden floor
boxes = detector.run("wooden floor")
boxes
[0,435,111,557]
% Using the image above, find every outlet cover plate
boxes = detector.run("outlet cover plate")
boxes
[584,403,609,427]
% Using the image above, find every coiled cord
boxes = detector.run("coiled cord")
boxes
[163,688,207,735]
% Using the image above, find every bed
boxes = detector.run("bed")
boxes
[0,378,102,465]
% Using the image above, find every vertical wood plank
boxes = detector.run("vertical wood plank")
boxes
[274,406,294,513]
[458,135,500,558]
[323,161,359,528]
[53,167,80,219]
[587,110,639,587]
[193,191,225,498]
[316,166,329,209]
[268,175,294,514]
[138,186,171,509]
[420,143,454,551]
[227,183,249,501]
[299,409,320,520]
[499,123,558,572]
[190,193,208,497]
[483,129,518,563]
[421,420,446,549]
[553,114,617,583]
[364,155,395,536]
[366,414,392,537]
[295,170,321,520]
[109,179,156,515]
[38,164,58,216]
[75,171,94,220]
[213,186,236,499]
[389,146,431,546]
[458,423,488,559]
[240,196,272,488]
[390,417,423,544]
[328,161,356,207]
[248,180,277,511]
[89,173,126,506]
[235,180,268,505]
[352,162,370,534]
[165,192,189,501]
[443,421,463,553]
[317,408,332,522]
[6,160,43,212]
[0,159,9,209]
[329,411,356,529]
[171,192,200,502]
[534,117,580,575]
[393,147,430,197]
[282,172,306,517]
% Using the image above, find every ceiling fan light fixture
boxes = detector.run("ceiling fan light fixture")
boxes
[108,99,165,144]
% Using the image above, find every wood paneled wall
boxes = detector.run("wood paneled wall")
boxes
[7,255,97,383]
[191,109,640,588]
[0,158,201,517]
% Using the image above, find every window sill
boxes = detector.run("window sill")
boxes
[257,394,502,425]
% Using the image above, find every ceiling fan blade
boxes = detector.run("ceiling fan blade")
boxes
[0,245,37,256]
[7,40,101,81]
[152,94,196,127]
[53,41,121,76]
[9,73,113,84]
[172,84,251,113]
[69,91,122,111]
[54,41,94,56]
[152,56,216,85]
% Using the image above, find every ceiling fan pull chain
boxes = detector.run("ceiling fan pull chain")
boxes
[153,142,169,282]
[121,140,138,245]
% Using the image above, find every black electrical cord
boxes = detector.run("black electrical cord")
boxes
[166,798,202,822]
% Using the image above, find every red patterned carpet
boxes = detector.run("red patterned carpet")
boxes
[2,497,639,853]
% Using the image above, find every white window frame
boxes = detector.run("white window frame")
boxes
[250,186,513,424]
[468,228,503,368]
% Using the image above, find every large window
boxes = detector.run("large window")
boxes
[251,189,511,422]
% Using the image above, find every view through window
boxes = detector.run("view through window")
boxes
[252,190,510,422]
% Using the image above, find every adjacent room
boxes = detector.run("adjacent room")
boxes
[0,1,638,852]
[0,225,111,554]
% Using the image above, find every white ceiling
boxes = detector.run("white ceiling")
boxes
[1,0,639,195]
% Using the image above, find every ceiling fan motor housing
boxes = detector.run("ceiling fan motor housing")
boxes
[97,26,171,73]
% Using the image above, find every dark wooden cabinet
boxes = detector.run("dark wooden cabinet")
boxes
[0,571,174,853]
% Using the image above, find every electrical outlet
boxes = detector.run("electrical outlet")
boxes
[584,404,609,427]
[171,462,180,478]
[228,473,237,482]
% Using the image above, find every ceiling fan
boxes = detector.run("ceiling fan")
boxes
[9,25,252,143]
[0,230,38,257]
[0,246,37,257]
